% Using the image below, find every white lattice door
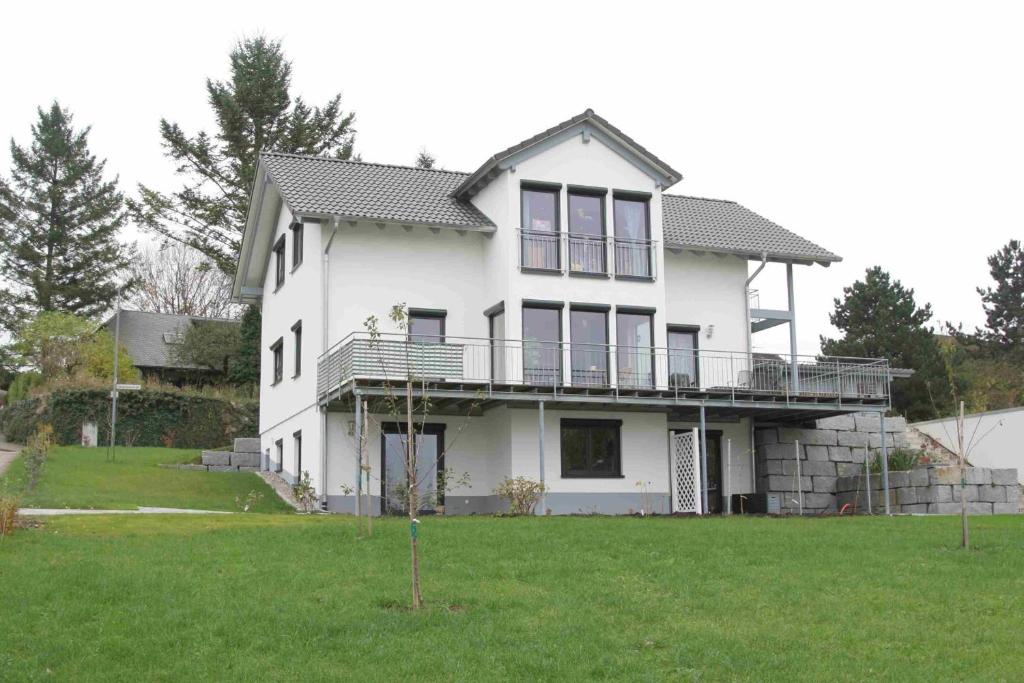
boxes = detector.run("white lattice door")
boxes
[671,429,703,514]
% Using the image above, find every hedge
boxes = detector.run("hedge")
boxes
[0,388,258,449]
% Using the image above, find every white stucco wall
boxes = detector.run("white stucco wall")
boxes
[914,408,1024,483]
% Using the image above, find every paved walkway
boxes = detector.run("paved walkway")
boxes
[0,433,22,477]
[18,507,233,516]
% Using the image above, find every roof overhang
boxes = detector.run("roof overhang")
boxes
[233,159,283,304]
[663,242,841,267]
[452,109,682,201]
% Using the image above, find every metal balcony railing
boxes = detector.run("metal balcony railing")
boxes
[517,230,658,279]
[317,332,891,404]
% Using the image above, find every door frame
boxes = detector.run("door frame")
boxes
[668,428,723,513]
[380,422,446,516]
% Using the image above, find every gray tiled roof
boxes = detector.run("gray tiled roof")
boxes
[662,194,841,264]
[262,153,495,229]
[103,310,239,370]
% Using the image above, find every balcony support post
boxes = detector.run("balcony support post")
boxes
[879,409,891,515]
[538,400,547,515]
[354,391,363,516]
[699,404,709,514]
[786,262,800,394]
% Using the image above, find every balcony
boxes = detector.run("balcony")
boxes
[317,332,890,409]
[518,230,657,279]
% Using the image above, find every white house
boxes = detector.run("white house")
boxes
[232,109,891,516]
[913,407,1024,484]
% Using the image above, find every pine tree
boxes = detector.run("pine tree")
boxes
[228,305,262,394]
[975,239,1024,353]
[415,148,436,169]
[129,36,356,275]
[0,102,132,332]
[820,266,951,420]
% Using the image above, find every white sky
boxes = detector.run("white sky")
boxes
[3,0,1021,355]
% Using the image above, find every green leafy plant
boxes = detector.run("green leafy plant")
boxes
[870,447,928,473]
[494,476,546,516]
[22,424,55,492]
[234,490,264,513]
[0,488,18,539]
[292,470,318,513]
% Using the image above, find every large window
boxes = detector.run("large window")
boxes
[561,419,622,478]
[567,190,606,275]
[292,321,302,377]
[408,309,445,342]
[522,304,561,385]
[291,221,304,269]
[270,338,283,385]
[570,307,608,386]
[668,327,699,388]
[616,311,654,388]
[273,235,286,289]
[613,195,651,278]
[520,186,560,270]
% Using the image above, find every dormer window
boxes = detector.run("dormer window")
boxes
[520,184,560,271]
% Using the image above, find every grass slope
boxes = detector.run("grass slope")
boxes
[1,514,1022,680]
[1,446,290,514]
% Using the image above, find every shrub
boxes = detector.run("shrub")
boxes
[292,470,318,513]
[870,448,928,473]
[494,476,546,516]
[7,372,43,402]
[0,388,257,449]
[0,492,18,539]
[22,424,55,492]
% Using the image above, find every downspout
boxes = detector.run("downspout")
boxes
[320,219,339,509]
[744,252,767,488]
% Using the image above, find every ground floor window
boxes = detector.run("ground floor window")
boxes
[293,431,302,480]
[560,419,622,477]
[274,438,283,473]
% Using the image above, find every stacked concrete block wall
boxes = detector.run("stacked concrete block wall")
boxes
[835,466,1020,514]
[754,413,908,515]
[191,438,262,472]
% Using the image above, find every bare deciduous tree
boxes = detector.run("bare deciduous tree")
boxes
[128,243,240,318]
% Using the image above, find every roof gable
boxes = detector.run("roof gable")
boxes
[452,109,682,200]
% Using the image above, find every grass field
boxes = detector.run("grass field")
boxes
[1,446,290,514]
[1,512,1022,681]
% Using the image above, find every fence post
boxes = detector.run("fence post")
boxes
[794,439,803,515]
[864,445,872,514]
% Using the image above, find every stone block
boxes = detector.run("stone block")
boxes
[868,433,896,449]
[952,485,979,502]
[929,502,962,514]
[759,443,801,461]
[815,414,856,431]
[921,485,953,504]
[237,466,260,473]
[838,431,869,448]
[230,451,261,467]
[801,461,837,477]
[805,445,831,461]
[990,469,1018,485]
[968,502,993,515]
[885,416,907,433]
[993,502,1020,514]
[908,468,930,487]
[901,503,929,514]
[755,428,778,445]
[836,464,863,478]
[888,472,910,488]
[978,485,1006,503]
[180,464,209,471]
[813,476,838,493]
[930,467,961,485]
[896,487,918,505]
[1006,486,1021,507]
[854,415,881,432]
[802,493,836,510]
[760,460,782,475]
[233,437,261,453]
[965,468,992,485]
[779,428,838,446]
[893,432,910,449]
[768,475,811,492]
[201,451,230,466]
[208,465,236,472]
[827,446,854,462]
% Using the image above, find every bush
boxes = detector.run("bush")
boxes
[0,493,17,539]
[22,424,54,491]
[7,372,43,402]
[494,476,546,516]
[0,388,258,449]
[870,448,928,473]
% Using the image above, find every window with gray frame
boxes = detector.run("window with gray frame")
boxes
[567,190,606,274]
[613,195,651,278]
[275,438,283,473]
[616,311,654,388]
[292,321,302,377]
[570,307,608,386]
[270,338,283,385]
[291,221,304,268]
[668,327,699,388]
[561,419,622,477]
[522,304,561,385]
[273,235,286,289]
[293,431,302,481]
[520,186,560,270]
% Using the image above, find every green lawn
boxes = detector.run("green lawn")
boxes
[1,513,1022,681]
[1,446,290,514]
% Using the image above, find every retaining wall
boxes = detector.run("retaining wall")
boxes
[835,466,1020,515]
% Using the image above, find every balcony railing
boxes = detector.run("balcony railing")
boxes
[317,332,890,404]
[518,230,657,279]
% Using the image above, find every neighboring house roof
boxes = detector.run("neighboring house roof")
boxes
[662,195,841,266]
[103,310,239,370]
[451,108,683,200]
[262,153,495,230]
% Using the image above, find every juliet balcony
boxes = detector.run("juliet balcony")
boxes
[517,230,657,279]
[316,332,891,412]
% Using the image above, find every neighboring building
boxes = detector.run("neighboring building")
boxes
[913,407,1024,484]
[232,109,893,515]
[103,309,240,386]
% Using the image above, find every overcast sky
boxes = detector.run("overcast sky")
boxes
[3,1,1021,355]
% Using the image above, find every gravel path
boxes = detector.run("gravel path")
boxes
[0,434,22,477]
[18,507,233,516]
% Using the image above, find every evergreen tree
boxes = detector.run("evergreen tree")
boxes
[228,305,262,394]
[129,36,356,275]
[0,102,132,332]
[415,148,436,169]
[820,266,951,420]
[975,239,1024,353]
